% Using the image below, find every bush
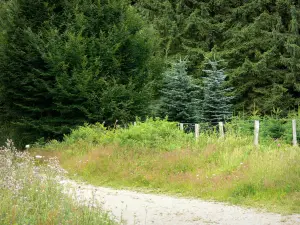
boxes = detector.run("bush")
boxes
[63,123,107,145]
[226,116,300,144]
[111,118,193,151]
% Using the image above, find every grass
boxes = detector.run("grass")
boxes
[34,118,300,214]
[0,140,117,225]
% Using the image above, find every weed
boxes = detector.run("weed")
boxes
[36,118,300,214]
[0,139,116,225]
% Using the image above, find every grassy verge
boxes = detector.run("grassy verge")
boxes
[34,119,300,214]
[0,140,116,225]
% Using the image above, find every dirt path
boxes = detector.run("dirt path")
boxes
[60,179,300,225]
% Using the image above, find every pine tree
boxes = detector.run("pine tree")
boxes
[202,59,233,124]
[159,58,202,122]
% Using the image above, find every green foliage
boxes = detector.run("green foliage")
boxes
[63,123,107,145]
[231,184,257,198]
[220,0,300,114]
[2,0,300,145]
[159,58,202,122]
[0,0,164,144]
[0,141,116,225]
[135,0,229,74]
[136,0,300,116]
[112,118,193,151]
[202,59,233,124]
[40,119,300,213]
[227,115,300,145]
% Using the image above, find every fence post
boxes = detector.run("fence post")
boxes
[180,123,184,131]
[195,124,200,141]
[292,119,297,147]
[254,120,259,146]
[219,122,224,138]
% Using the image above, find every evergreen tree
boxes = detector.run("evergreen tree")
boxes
[0,0,164,143]
[280,5,300,107]
[135,0,234,74]
[136,0,300,115]
[221,0,300,114]
[202,59,233,124]
[0,0,64,142]
[160,58,202,122]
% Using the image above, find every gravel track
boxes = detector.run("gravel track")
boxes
[60,179,300,225]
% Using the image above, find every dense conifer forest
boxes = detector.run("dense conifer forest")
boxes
[1,0,300,144]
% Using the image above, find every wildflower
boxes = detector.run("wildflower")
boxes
[35,155,43,159]
[25,144,30,149]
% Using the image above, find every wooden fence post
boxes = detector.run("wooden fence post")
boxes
[254,120,259,146]
[180,123,184,131]
[195,124,200,141]
[292,119,297,147]
[219,122,224,138]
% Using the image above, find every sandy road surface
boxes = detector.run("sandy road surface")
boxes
[60,179,300,225]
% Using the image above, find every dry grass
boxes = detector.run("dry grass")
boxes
[35,120,300,214]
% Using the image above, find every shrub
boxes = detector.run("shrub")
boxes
[111,118,193,151]
[63,123,106,145]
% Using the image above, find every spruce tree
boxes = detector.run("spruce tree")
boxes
[160,58,202,122]
[0,0,64,142]
[135,0,234,74]
[221,0,300,114]
[280,5,300,107]
[202,59,233,124]
[136,0,300,115]
[0,0,164,143]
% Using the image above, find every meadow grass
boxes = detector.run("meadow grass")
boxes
[0,140,116,225]
[35,119,300,214]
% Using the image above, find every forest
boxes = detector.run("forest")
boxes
[1,0,300,144]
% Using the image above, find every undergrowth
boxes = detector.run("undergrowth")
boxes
[0,140,116,225]
[36,118,300,214]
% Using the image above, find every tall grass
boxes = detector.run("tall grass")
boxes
[38,118,300,213]
[0,140,116,225]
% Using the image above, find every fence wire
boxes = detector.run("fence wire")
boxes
[110,118,300,144]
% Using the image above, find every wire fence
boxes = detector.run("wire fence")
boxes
[110,118,300,146]
[176,118,300,146]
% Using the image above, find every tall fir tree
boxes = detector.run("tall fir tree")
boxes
[0,0,164,143]
[0,0,64,142]
[202,59,233,124]
[280,5,300,106]
[159,58,202,122]
[135,0,234,74]
[136,0,300,115]
[220,0,300,114]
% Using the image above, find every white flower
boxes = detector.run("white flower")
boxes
[35,155,43,159]
[25,145,30,149]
